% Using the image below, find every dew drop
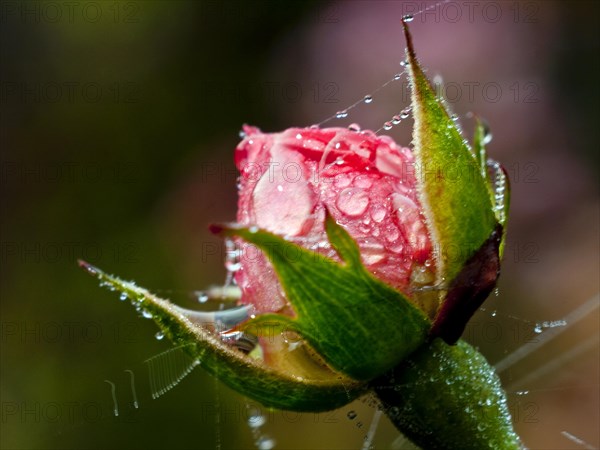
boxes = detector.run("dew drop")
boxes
[197,292,209,303]
[383,121,393,131]
[400,107,411,119]
[239,130,246,139]
[155,331,164,340]
[336,188,370,217]
[399,60,409,67]
[142,310,153,319]
[482,120,493,145]
[515,390,529,396]
[491,310,497,317]
[392,115,402,125]
[356,421,363,429]
[394,73,402,80]
[248,413,266,428]
[334,173,352,188]
[336,110,348,119]
[534,324,543,334]
[225,239,242,272]
[370,204,387,223]
[348,123,361,132]
[363,95,373,104]
[256,436,276,450]
[119,292,128,302]
[353,175,372,189]
[309,124,319,130]
[402,14,414,22]
[347,410,357,420]
[295,133,302,140]
[384,226,400,242]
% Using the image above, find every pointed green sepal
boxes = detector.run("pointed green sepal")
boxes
[403,23,498,284]
[473,117,491,183]
[78,260,365,412]
[211,213,431,381]
[373,338,522,450]
[472,117,511,258]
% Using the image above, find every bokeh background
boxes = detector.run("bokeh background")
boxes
[1,1,598,449]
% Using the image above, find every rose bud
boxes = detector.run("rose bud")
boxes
[81,23,520,449]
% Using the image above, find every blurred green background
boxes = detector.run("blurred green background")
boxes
[1,1,598,449]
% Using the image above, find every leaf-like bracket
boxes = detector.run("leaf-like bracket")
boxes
[211,212,431,381]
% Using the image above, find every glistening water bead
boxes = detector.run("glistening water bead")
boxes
[363,95,373,104]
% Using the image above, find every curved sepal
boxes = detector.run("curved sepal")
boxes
[78,260,365,412]
[403,23,498,284]
[472,117,511,258]
[211,213,431,381]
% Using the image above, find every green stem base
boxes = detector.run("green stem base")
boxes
[371,339,523,450]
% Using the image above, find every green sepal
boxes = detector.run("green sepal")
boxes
[212,213,431,381]
[373,338,522,450]
[403,23,498,284]
[78,260,365,412]
[472,118,511,258]
[473,117,491,185]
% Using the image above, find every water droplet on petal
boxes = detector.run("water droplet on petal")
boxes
[394,73,402,80]
[295,133,302,139]
[383,121,393,131]
[392,115,402,125]
[119,292,128,302]
[363,95,373,104]
[239,130,247,139]
[142,309,153,319]
[336,110,348,119]
[155,331,164,340]
[336,188,370,217]
[400,107,411,119]
[402,14,414,22]
[348,123,361,132]
[370,204,387,223]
